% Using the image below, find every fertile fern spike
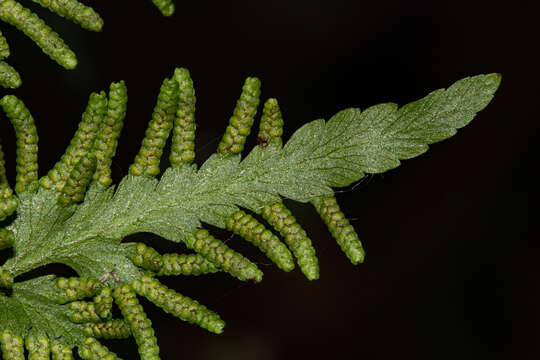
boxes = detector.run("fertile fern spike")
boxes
[0,0,77,69]
[0,71,500,359]
[58,153,97,205]
[152,0,175,16]
[68,301,102,323]
[159,253,220,276]
[93,81,128,186]
[83,319,131,340]
[186,229,264,282]
[0,228,14,250]
[41,91,107,192]
[0,95,39,194]
[132,275,225,334]
[50,341,74,360]
[170,68,197,166]
[25,335,50,360]
[217,77,261,155]
[0,30,9,59]
[113,284,160,360]
[256,98,320,280]
[0,145,17,220]
[30,0,104,31]
[55,277,99,304]
[129,242,219,276]
[311,196,365,265]
[0,266,12,288]
[258,98,284,146]
[93,287,113,319]
[226,210,295,272]
[78,337,122,360]
[130,77,179,177]
[0,331,24,360]
[0,61,21,89]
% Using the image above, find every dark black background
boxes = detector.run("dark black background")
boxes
[0,1,537,359]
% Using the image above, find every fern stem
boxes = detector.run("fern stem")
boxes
[311,196,365,265]
[170,67,196,166]
[0,95,39,194]
[0,145,17,221]
[187,229,263,282]
[217,77,261,155]
[113,284,159,360]
[41,91,107,192]
[226,210,294,272]
[130,77,179,177]
[0,331,24,360]
[261,201,319,280]
[83,319,131,340]
[93,81,128,187]
[132,275,225,334]
[78,337,123,360]
[30,0,103,32]
[151,0,175,16]
[0,0,77,69]
[25,335,50,360]
[50,341,74,360]
[0,61,21,89]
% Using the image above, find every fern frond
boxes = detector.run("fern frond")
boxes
[0,71,500,358]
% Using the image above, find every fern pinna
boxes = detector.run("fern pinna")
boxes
[0,68,500,359]
[0,0,174,89]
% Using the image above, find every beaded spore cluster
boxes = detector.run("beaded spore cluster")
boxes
[0,68,500,359]
[0,0,174,89]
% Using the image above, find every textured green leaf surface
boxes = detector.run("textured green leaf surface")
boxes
[0,276,86,347]
[0,73,499,352]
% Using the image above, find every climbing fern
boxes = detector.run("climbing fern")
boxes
[0,68,500,359]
